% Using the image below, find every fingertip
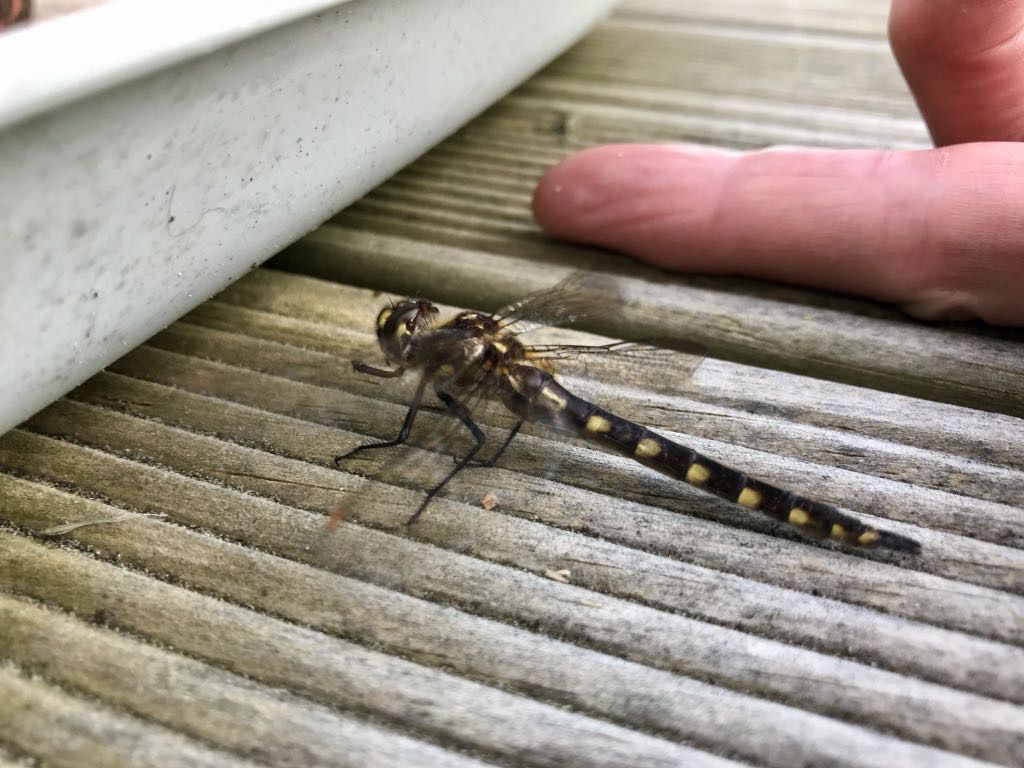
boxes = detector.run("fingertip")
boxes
[531,146,598,239]
[532,143,740,252]
[889,0,1024,144]
[532,144,645,238]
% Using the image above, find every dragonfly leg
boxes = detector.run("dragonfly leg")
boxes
[333,377,427,465]
[352,361,405,378]
[452,420,523,468]
[406,393,487,526]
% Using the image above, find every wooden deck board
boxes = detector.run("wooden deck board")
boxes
[0,661,258,768]
[618,0,891,36]
[274,229,1024,417]
[2,1,1023,766]
[1,268,1021,766]
[0,592,494,768]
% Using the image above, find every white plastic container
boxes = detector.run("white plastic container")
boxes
[0,0,615,434]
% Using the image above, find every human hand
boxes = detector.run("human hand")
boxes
[532,0,1024,326]
[0,0,29,28]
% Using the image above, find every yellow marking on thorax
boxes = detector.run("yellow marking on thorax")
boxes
[491,341,508,354]
[788,507,810,525]
[586,414,612,433]
[377,309,393,329]
[438,364,454,377]
[634,437,661,458]
[685,463,711,485]
[539,385,567,410]
[857,530,881,546]
[737,487,761,508]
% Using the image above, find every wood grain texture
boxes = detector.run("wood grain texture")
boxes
[275,228,1024,418]
[618,0,891,36]
[0,749,30,768]
[0,593,492,768]
[2,1,1023,767]
[0,662,256,768]
[1,267,1021,766]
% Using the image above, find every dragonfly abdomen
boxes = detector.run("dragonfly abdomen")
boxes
[509,366,919,554]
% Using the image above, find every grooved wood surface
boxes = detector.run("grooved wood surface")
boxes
[2,2,1023,767]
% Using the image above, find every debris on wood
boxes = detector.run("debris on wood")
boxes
[40,512,166,536]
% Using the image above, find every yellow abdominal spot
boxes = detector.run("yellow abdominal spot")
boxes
[438,364,454,376]
[858,530,881,546]
[586,415,612,433]
[788,507,811,526]
[634,438,661,458]
[737,487,761,508]
[830,523,847,540]
[685,463,711,484]
[539,386,567,410]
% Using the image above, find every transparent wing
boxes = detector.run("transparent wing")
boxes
[322,366,510,536]
[494,273,706,372]
[322,276,707,546]
[520,321,708,384]
[525,338,706,363]
[493,272,621,334]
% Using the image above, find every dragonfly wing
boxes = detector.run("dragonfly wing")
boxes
[521,327,707,387]
[323,365,511,534]
[493,272,623,333]
[494,273,707,377]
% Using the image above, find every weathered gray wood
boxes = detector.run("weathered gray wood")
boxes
[199,269,1024,519]
[516,28,917,138]
[619,0,891,36]
[0,529,745,768]
[528,20,918,118]
[202,268,1024,473]
[3,294,1022,765]
[0,433,1016,768]
[0,742,38,768]
[0,592,494,768]
[0,263,1021,761]
[9,382,1023,697]
[100,278,1023,599]
[145,297,1024,592]
[0,662,256,768]
[274,229,1024,417]
[78,321,1024,602]
[4,3,1024,767]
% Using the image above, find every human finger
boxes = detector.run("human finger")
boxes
[889,0,1024,144]
[532,143,1024,325]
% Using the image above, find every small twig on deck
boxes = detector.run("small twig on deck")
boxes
[40,512,167,536]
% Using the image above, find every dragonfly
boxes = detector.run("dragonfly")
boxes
[334,275,921,554]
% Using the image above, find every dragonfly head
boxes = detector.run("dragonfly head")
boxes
[376,299,439,364]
